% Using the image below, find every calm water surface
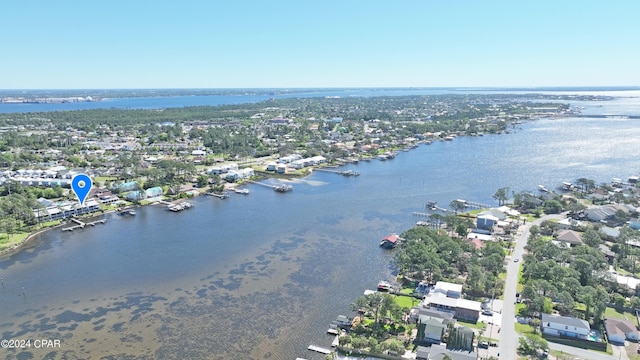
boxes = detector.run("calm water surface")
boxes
[1,92,639,359]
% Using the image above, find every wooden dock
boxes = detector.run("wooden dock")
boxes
[457,199,492,209]
[331,335,340,347]
[314,168,360,176]
[248,180,293,192]
[307,345,331,354]
[62,218,106,232]
[206,192,228,199]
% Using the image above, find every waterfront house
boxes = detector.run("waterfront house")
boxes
[266,162,277,171]
[125,190,145,201]
[541,313,590,339]
[555,230,584,247]
[433,281,463,299]
[480,208,508,221]
[421,296,481,322]
[112,181,139,192]
[476,214,498,231]
[584,206,617,222]
[379,234,399,249]
[604,318,638,345]
[145,187,163,198]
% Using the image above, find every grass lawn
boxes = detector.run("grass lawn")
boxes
[458,319,485,330]
[94,176,118,184]
[40,219,62,228]
[468,208,487,216]
[604,307,639,326]
[478,336,499,343]
[394,294,419,309]
[517,263,524,292]
[515,303,526,316]
[0,232,30,251]
[514,323,536,335]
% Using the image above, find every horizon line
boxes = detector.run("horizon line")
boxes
[1,86,640,92]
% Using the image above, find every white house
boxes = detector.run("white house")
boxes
[541,313,590,339]
[432,281,463,299]
[604,318,639,345]
[266,162,277,171]
[278,154,302,164]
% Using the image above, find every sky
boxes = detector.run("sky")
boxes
[2,1,639,89]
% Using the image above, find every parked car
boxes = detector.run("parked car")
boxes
[479,341,489,349]
[482,310,493,316]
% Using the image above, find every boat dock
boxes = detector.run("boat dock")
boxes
[314,168,360,176]
[331,334,340,347]
[454,199,492,210]
[307,345,331,354]
[62,217,106,231]
[206,192,228,199]
[167,202,193,212]
[248,180,293,192]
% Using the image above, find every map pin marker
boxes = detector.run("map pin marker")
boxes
[71,174,93,206]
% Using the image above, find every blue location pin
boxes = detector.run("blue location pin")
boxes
[71,174,93,206]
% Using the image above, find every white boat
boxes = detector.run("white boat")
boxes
[233,188,250,194]
[538,185,549,192]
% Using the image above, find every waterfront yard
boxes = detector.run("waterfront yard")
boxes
[0,232,29,251]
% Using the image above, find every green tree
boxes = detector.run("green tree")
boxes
[582,229,602,248]
[196,175,209,188]
[543,199,562,214]
[449,200,466,214]
[493,187,508,206]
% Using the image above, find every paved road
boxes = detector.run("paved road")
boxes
[499,215,563,359]
[499,218,535,359]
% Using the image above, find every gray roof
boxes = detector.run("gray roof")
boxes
[428,344,478,360]
[541,313,590,330]
[604,318,638,337]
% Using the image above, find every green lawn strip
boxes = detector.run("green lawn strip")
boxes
[457,319,485,330]
[394,293,419,309]
[514,323,536,335]
[0,232,30,250]
[478,336,499,343]
[468,209,487,216]
[604,307,639,326]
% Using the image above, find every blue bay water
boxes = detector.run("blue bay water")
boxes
[0,92,639,359]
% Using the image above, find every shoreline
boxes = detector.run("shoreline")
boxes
[0,119,555,260]
[0,222,65,258]
[0,208,124,259]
